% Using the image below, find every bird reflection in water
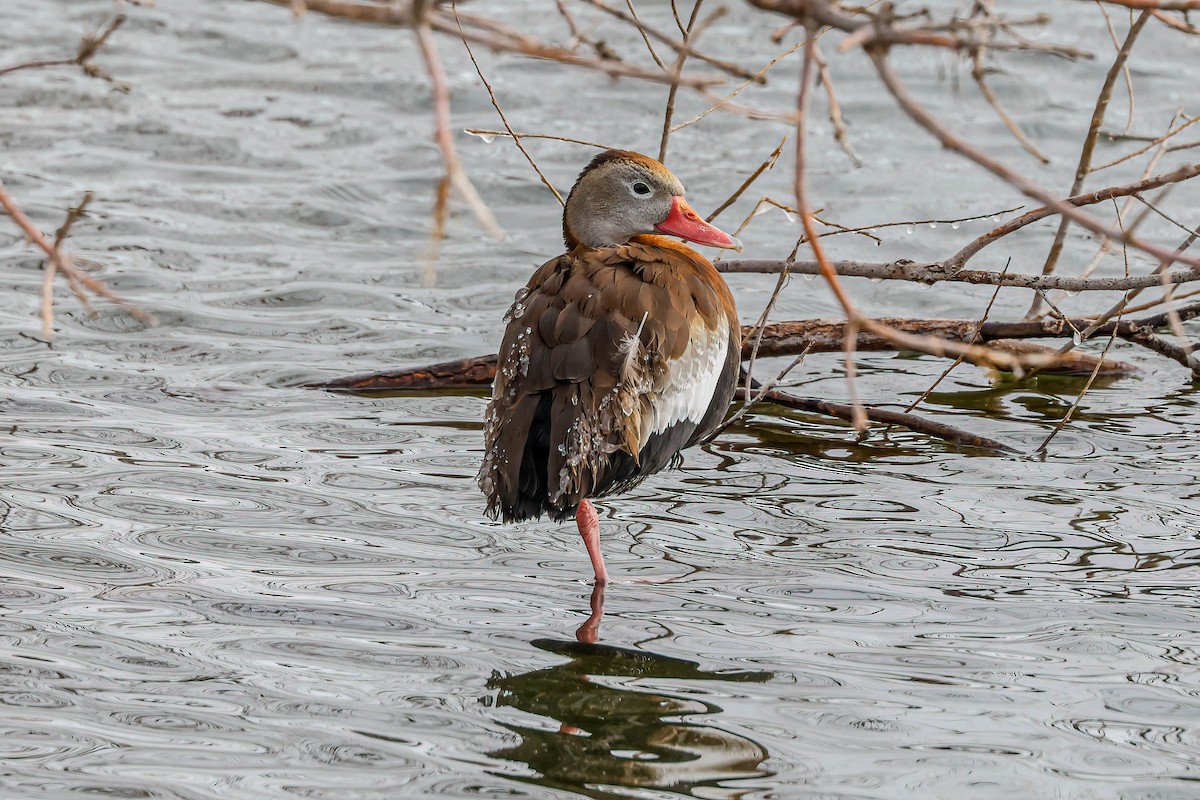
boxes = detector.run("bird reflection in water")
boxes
[487,634,774,799]
[577,583,607,644]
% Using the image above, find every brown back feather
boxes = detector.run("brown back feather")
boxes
[478,240,738,522]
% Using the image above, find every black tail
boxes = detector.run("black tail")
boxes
[507,392,577,522]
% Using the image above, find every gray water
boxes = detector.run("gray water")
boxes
[3,1,1200,798]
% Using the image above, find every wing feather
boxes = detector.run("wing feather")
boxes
[479,242,738,522]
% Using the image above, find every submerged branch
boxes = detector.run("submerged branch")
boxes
[750,386,1017,453]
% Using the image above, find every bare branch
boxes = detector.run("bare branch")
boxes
[252,0,726,88]
[1117,328,1200,373]
[813,41,861,166]
[750,385,1018,453]
[674,42,803,133]
[0,181,154,334]
[971,45,1049,163]
[1090,0,1200,11]
[464,129,613,149]
[1093,113,1200,171]
[0,15,128,91]
[582,0,761,81]
[717,258,1200,293]
[413,6,502,253]
[658,0,705,162]
[947,160,1200,267]
[453,5,563,205]
[1036,323,1123,452]
[707,135,787,222]
[1026,10,1150,317]
[867,47,1200,275]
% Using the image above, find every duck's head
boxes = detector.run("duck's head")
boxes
[562,149,742,252]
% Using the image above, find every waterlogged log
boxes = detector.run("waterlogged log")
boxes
[313,354,501,392]
[307,315,1144,393]
[984,339,1135,375]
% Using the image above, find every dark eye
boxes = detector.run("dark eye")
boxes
[633,182,651,195]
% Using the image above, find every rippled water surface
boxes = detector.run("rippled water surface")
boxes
[3,1,1200,798]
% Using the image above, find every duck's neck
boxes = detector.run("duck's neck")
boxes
[563,214,640,251]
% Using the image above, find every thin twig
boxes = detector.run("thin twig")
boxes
[255,0,726,88]
[901,260,1013,416]
[812,42,861,166]
[867,46,1200,275]
[709,347,812,440]
[1092,113,1200,171]
[40,192,95,338]
[810,205,1026,247]
[433,16,724,88]
[554,0,587,47]
[672,42,803,133]
[581,0,760,81]
[1117,328,1200,373]
[971,46,1050,162]
[946,159,1200,268]
[1150,8,1200,32]
[741,240,799,411]
[1089,1,1200,14]
[1018,200,1146,382]
[625,0,667,69]
[0,15,127,91]
[464,129,612,149]
[1054,226,1199,359]
[1026,9,1151,318]
[795,23,867,428]
[1136,191,1198,237]
[1097,2,1137,135]
[453,5,563,205]
[0,181,154,333]
[1036,320,1123,452]
[1118,284,1200,315]
[658,0,704,163]
[1047,135,1170,311]
[747,0,1092,56]
[707,136,787,222]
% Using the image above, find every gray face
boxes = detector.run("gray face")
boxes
[565,160,686,248]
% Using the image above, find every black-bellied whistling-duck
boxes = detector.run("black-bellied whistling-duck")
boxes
[478,150,742,586]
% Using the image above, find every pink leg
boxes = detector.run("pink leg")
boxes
[575,499,608,586]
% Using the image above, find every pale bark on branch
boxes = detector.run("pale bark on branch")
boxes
[717,259,1200,292]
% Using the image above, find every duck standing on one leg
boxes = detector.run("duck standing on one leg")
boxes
[478,150,743,586]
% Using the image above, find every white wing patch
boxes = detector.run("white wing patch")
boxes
[640,317,729,449]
